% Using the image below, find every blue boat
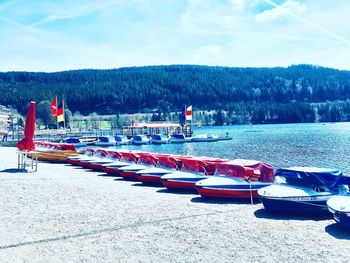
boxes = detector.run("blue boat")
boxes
[115,135,131,145]
[60,137,87,147]
[151,134,170,144]
[327,195,350,226]
[258,167,349,213]
[132,135,151,145]
[94,136,117,146]
[170,133,192,143]
[191,134,218,142]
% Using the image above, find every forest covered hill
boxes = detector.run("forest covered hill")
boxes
[1,64,350,125]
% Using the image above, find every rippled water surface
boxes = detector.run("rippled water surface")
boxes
[106,122,350,174]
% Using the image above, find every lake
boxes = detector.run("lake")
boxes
[106,122,350,174]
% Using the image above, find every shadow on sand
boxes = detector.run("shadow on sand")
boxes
[254,208,333,221]
[113,177,138,182]
[156,188,198,195]
[191,196,256,205]
[71,166,89,170]
[325,223,350,239]
[131,182,163,188]
[85,169,101,173]
[0,168,28,173]
[97,173,119,178]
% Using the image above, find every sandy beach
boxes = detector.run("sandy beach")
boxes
[0,146,349,263]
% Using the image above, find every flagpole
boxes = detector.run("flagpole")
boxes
[184,105,186,135]
[191,108,193,137]
[63,99,66,130]
[56,96,58,130]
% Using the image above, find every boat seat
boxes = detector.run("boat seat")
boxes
[313,185,329,192]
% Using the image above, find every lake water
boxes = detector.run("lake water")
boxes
[105,122,350,174]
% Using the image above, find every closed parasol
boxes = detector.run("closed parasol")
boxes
[16,101,36,151]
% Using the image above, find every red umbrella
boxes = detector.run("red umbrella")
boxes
[17,101,36,151]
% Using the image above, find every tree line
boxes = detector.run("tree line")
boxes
[1,64,350,126]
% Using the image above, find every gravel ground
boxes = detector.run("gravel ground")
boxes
[0,147,349,263]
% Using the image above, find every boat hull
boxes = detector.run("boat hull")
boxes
[331,210,350,226]
[161,172,209,190]
[170,138,192,143]
[136,167,174,184]
[151,140,169,144]
[327,196,350,226]
[258,184,334,213]
[328,208,350,227]
[197,187,259,199]
[217,136,233,141]
[137,174,162,184]
[87,163,105,171]
[103,166,120,176]
[132,141,150,145]
[119,171,138,180]
[191,138,218,142]
[31,151,80,163]
[170,139,187,143]
[68,159,82,166]
[260,196,330,213]
[162,180,197,190]
[196,177,271,199]
[79,160,93,169]
[102,161,132,176]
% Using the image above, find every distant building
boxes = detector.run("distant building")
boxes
[0,105,10,135]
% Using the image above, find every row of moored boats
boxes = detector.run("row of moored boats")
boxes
[61,133,232,147]
[34,141,350,228]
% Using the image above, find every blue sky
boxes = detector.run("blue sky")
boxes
[0,0,349,72]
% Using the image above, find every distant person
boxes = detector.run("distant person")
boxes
[2,130,8,141]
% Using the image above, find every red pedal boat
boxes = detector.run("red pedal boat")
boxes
[196,159,274,199]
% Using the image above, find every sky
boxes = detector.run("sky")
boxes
[0,0,350,72]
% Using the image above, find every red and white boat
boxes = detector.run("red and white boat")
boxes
[78,149,109,169]
[136,155,180,184]
[68,149,96,166]
[87,151,122,171]
[195,159,274,199]
[102,151,140,176]
[160,157,228,190]
[118,152,159,180]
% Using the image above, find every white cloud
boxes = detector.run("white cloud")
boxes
[230,0,260,11]
[255,1,306,23]
[259,0,350,46]
[31,0,122,27]
[231,0,247,11]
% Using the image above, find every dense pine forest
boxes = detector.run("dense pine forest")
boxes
[1,64,350,125]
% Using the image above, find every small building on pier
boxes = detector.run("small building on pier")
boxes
[119,122,192,137]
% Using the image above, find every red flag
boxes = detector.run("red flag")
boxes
[57,108,64,122]
[51,97,57,117]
